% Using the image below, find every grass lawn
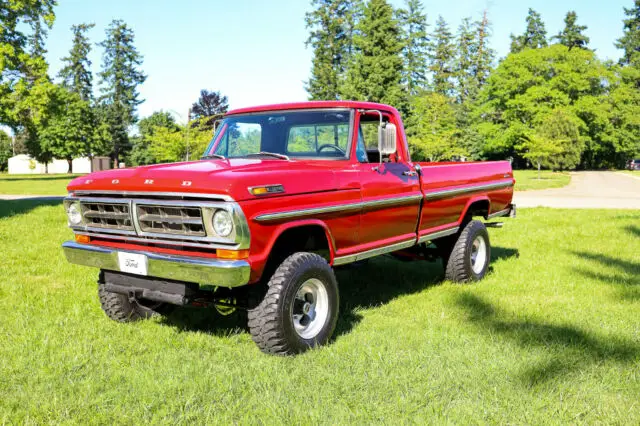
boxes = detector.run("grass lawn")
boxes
[513,170,572,191]
[0,173,83,195]
[1,203,639,423]
[621,170,640,177]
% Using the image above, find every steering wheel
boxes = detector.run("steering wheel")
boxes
[317,144,346,155]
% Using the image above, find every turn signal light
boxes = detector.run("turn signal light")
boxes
[217,249,249,260]
[75,234,90,244]
[248,184,285,196]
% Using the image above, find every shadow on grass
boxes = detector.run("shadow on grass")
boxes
[160,246,519,341]
[455,293,640,385]
[0,198,63,219]
[626,225,640,238]
[572,251,639,301]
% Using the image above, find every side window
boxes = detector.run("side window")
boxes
[359,119,382,149]
[287,124,349,153]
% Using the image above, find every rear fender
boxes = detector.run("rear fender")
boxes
[458,196,490,223]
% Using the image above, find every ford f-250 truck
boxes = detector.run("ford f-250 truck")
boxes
[62,101,515,355]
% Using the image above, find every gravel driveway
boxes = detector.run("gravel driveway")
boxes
[514,171,640,209]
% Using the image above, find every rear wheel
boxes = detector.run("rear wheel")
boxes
[248,252,339,355]
[444,220,491,283]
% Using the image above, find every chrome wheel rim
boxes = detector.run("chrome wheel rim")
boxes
[292,278,329,340]
[470,235,487,274]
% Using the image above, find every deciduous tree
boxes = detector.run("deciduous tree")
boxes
[190,89,228,131]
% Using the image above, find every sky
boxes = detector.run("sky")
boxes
[43,0,632,124]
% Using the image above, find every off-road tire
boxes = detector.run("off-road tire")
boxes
[98,283,170,322]
[248,252,339,355]
[445,220,491,283]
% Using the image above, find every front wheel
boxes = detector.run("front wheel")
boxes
[248,252,339,355]
[445,220,491,283]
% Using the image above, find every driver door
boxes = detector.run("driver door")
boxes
[355,112,422,249]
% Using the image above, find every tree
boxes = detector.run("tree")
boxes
[428,16,455,96]
[408,91,466,161]
[616,0,640,66]
[129,111,177,165]
[454,17,476,103]
[0,130,12,171]
[476,45,610,168]
[305,0,360,100]
[189,89,228,131]
[0,0,56,126]
[510,8,548,53]
[517,109,582,174]
[341,0,406,111]
[553,11,589,50]
[40,86,95,172]
[397,0,429,96]
[59,23,95,101]
[98,19,147,167]
[473,10,495,89]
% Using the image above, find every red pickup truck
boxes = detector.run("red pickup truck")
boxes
[62,101,515,355]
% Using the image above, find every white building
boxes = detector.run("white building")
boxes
[7,155,92,174]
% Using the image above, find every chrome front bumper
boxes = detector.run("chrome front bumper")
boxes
[62,241,250,287]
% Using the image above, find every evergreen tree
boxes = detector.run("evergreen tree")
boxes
[305,0,361,100]
[342,0,406,110]
[428,15,455,96]
[190,89,229,131]
[59,23,95,102]
[454,17,476,103]
[553,11,589,50]
[397,0,429,96]
[509,8,548,53]
[616,0,640,65]
[473,10,495,89]
[98,19,147,166]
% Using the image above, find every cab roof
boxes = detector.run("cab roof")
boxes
[226,101,399,116]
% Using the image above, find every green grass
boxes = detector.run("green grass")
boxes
[513,170,572,191]
[621,170,640,177]
[1,202,639,423]
[0,173,83,195]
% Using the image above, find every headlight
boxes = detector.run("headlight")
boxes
[67,203,83,226]
[212,209,233,237]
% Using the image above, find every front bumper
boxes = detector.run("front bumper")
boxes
[62,241,250,287]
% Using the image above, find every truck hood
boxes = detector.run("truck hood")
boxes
[67,159,341,201]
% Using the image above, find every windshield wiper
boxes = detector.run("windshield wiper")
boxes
[244,152,290,160]
[201,153,226,160]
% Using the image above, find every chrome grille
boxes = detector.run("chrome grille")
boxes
[81,202,133,231]
[136,204,205,236]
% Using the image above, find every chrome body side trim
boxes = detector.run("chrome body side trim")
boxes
[71,190,234,202]
[254,193,422,223]
[487,207,511,220]
[424,180,513,201]
[62,241,250,287]
[333,239,416,266]
[417,227,460,244]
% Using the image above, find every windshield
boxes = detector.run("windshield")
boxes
[203,109,353,160]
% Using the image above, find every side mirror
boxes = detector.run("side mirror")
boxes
[378,123,397,156]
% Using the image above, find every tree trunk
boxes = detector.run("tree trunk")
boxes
[537,161,541,180]
[67,158,73,174]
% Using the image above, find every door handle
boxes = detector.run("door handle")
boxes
[403,170,417,176]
